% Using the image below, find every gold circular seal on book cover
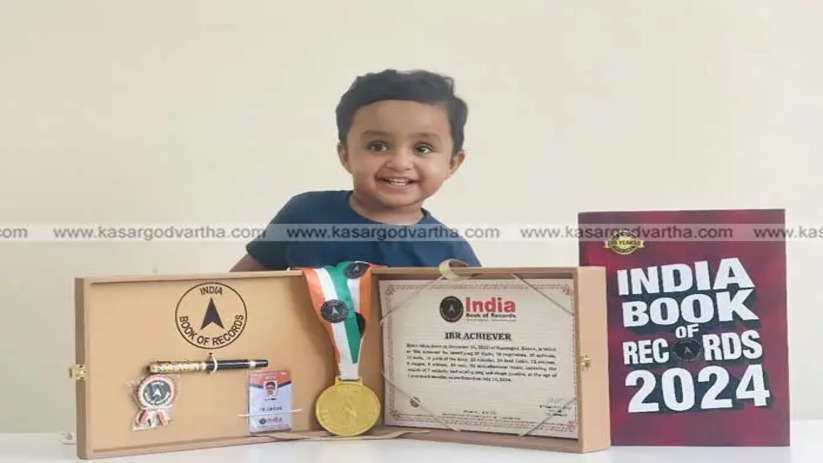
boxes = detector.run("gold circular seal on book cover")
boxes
[315,378,380,436]
[605,229,644,255]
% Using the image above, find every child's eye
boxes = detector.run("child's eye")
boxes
[415,144,434,154]
[367,142,389,152]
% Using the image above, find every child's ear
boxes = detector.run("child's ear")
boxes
[337,142,352,173]
[446,150,466,178]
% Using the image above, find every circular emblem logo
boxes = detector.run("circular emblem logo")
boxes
[344,261,369,279]
[439,296,464,323]
[138,375,175,408]
[605,229,644,255]
[321,299,349,323]
[175,282,247,349]
[673,338,702,361]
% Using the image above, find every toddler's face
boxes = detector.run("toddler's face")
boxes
[339,100,464,216]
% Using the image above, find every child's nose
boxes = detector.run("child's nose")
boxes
[384,147,415,170]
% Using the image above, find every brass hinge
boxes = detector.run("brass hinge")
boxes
[579,355,592,370]
[69,364,87,380]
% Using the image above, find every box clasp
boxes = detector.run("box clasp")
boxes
[69,364,87,380]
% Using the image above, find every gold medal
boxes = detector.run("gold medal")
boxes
[315,377,381,436]
[303,262,381,437]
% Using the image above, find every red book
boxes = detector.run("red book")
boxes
[578,209,789,446]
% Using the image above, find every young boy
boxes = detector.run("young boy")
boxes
[231,69,480,271]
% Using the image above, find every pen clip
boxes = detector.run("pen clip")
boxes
[208,352,218,374]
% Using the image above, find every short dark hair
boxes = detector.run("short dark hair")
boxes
[336,69,468,154]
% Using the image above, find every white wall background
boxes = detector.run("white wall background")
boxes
[1,0,820,432]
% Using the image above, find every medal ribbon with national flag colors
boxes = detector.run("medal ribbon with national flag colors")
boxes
[301,261,376,381]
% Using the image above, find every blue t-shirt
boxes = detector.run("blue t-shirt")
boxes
[246,190,481,269]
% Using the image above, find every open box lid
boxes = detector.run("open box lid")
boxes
[370,266,610,452]
[72,266,608,458]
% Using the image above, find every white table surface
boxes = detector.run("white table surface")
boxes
[1,420,819,463]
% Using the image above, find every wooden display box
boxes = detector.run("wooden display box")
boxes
[72,267,608,458]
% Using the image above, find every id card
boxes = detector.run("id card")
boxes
[248,370,292,433]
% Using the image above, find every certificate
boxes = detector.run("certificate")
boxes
[380,278,578,438]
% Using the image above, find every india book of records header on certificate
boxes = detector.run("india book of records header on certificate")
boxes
[380,278,578,438]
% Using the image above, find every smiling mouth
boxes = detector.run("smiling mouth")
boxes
[379,177,417,187]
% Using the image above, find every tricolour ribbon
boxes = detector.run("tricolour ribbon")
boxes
[302,261,375,380]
